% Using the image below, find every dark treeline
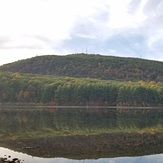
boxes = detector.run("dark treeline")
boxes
[0,54,163,82]
[0,72,163,106]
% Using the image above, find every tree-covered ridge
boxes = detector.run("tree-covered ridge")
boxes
[0,72,162,106]
[0,54,163,82]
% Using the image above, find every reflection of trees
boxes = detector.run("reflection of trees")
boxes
[0,108,162,134]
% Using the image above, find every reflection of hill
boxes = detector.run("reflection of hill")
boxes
[0,132,163,159]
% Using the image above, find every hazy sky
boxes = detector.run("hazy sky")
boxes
[0,0,163,65]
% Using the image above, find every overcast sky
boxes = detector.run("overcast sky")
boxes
[0,0,163,65]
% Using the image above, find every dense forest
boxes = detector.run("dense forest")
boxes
[0,72,162,106]
[0,54,163,82]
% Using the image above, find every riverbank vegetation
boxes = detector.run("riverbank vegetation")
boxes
[0,72,163,106]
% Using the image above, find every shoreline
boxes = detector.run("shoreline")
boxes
[0,104,163,109]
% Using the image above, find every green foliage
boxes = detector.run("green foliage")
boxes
[0,72,163,106]
[0,54,163,82]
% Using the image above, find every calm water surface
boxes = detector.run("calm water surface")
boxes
[0,107,162,162]
[0,147,163,163]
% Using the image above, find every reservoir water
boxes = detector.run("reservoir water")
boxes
[0,147,163,163]
[0,107,162,162]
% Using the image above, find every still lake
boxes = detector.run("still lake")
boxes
[0,106,162,162]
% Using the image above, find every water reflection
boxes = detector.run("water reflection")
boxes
[0,108,162,162]
[0,147,163,163]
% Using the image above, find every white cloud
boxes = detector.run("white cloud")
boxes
[0,0,163,65]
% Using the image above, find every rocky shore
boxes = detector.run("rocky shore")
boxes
[0,157,22,163]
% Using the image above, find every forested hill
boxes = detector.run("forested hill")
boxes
[0,54,163,81]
